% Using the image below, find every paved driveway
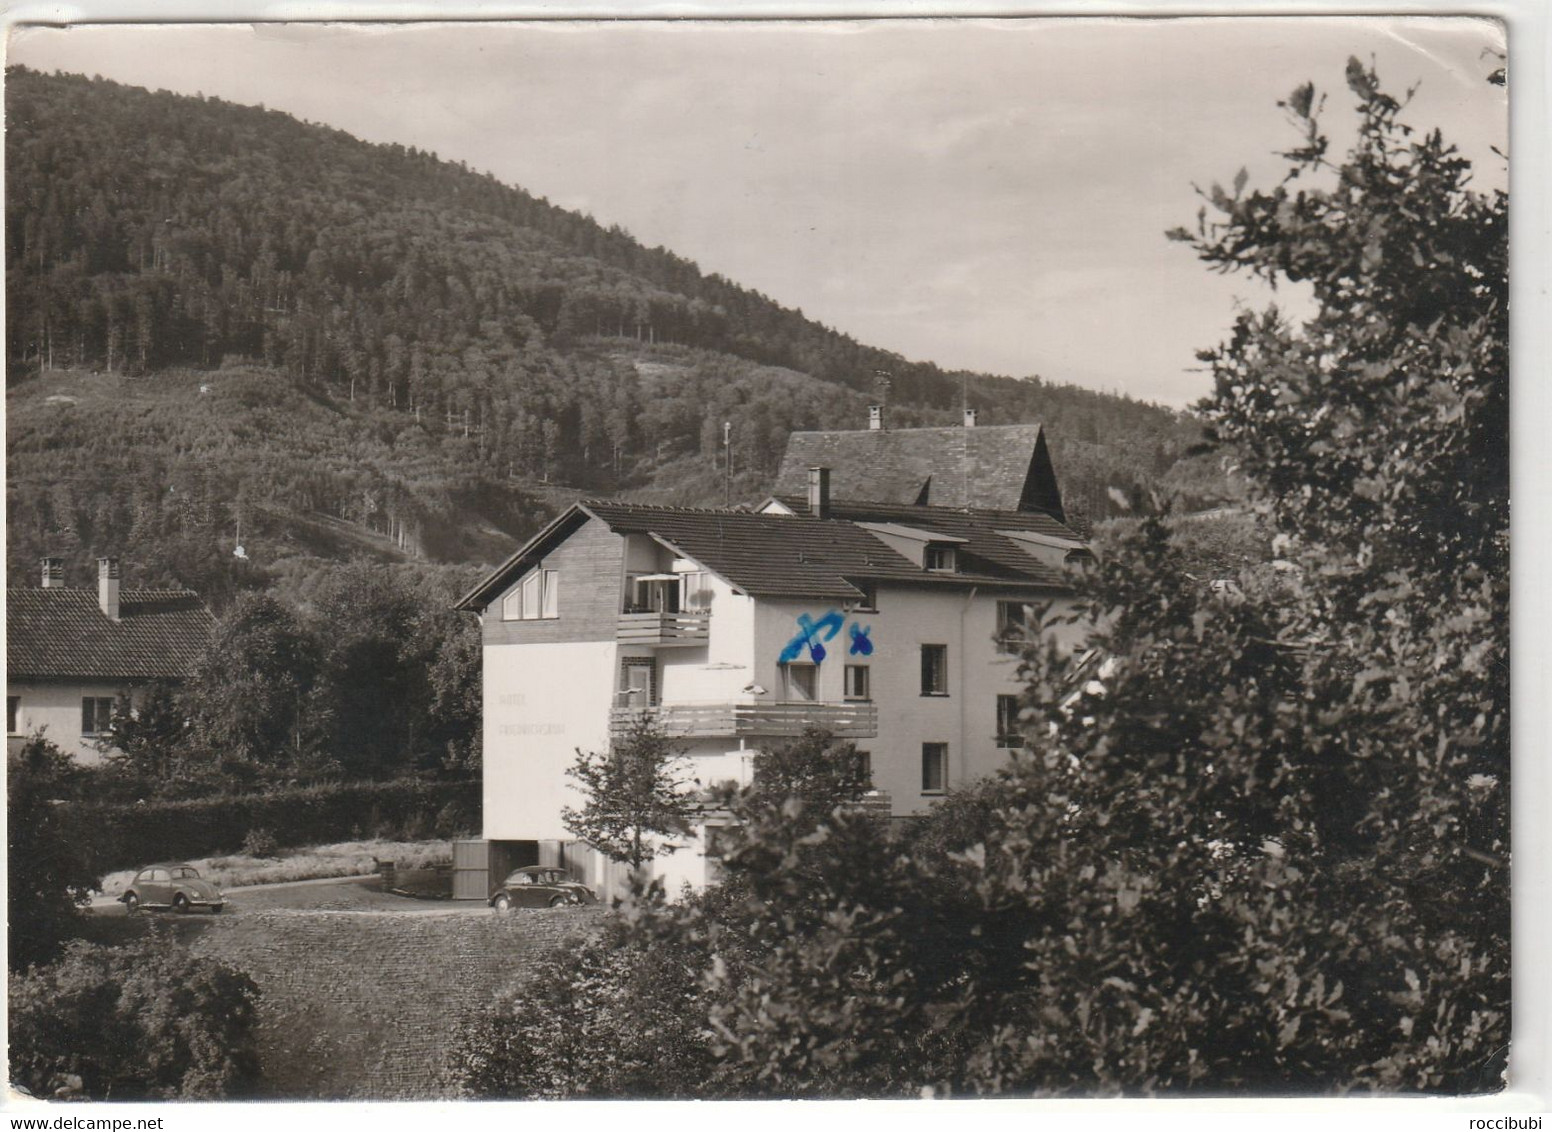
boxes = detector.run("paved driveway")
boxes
[90,874,493,916]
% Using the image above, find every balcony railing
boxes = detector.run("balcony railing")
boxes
[610,700,879,740]
[616,610,710,647]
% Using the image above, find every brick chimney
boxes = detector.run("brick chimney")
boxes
[963,408,978,428]
[868,405,883,431]
[98,557,121,621]
[807,466,831,520]
[40,557,64,589]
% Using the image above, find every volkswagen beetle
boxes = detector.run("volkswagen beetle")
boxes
[120,863,225,914]
[488,866,596,911]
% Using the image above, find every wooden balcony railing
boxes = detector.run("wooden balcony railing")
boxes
[610,700,879,740]
[616,610,710,647]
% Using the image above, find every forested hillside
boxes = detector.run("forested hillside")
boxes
[6,66,1232,598]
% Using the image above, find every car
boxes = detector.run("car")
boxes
[488,866,597,911]
[120,863,225,915]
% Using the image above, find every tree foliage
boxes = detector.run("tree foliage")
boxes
[7,734,101,971]
[124,563,484,789]
[102,680,186,778]
[8,936,261,1099]
[456,903,719,1099]
[183,591,325,778]
[744,726,870,818]
[562,715,697,871]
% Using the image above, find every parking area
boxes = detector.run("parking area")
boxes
[89,873,496,917]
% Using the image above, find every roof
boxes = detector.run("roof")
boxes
[853,522,969,544]
[6,588,215,681]
[457,498,1079,612]
[776,495,1085,539]
[773,423,1066,519]
[776,497,1090,582]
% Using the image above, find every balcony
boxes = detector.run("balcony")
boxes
[610,699,879,740]
[616,610,710,647]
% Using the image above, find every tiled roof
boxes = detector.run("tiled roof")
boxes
[583,501,900,599]
[778,497,1084,541]
[775,497,1087,582]
[456,499,1076,611]
[773,424,1066,518]
[6,589,215,680]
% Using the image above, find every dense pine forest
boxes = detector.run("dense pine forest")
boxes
[6,66,1233,599]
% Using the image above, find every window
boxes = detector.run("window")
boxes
[920,644,948,696]
[853,749,873,787]
[81,696,115,736]
[628,574,680,614]
[921,743,948,794]
[783,662,818,701]
[924,545,958,572]
[680,570,715,611]
[849,581,878,612]
[6,696,18,735]
[996,601,1031,654]
[996,694,1023,748]
[844,664,870,701]
[503,568,559,621]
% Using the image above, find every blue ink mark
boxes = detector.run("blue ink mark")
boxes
[779,610,845,664]
[848,623,874,656]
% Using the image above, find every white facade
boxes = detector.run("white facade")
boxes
[477,550,1084,833]
[481,640,618,841]
[6,680,145,765]
[743,587,1083,815]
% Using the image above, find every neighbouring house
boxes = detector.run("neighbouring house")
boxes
[455,410,1094,897]
[6,557,215,764]
[773,406,1068,519]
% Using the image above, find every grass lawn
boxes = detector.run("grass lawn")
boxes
[98,837,454,896]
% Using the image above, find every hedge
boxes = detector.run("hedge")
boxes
[74,779,481,870]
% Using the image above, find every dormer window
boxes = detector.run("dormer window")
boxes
[503,568,559,621]
[923,545,959,573]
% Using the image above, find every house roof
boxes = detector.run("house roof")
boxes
[773,423,1066,519]
[456,498,1078,612]
[6,588,215,681]
[774,497,1090,582]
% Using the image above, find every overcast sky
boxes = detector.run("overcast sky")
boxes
[7,17,1507,407]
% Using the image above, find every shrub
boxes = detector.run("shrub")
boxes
[8,734,100,971]
[75,778,480,869]
[457,893,722,1099]
[433,799,476,838]
[241,827,279,859]
[9,936,261,1099]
